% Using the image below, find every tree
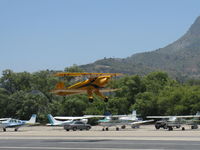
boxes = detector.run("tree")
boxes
[144,71,176,93]
[132,92,158,118]
[114,75,146,105]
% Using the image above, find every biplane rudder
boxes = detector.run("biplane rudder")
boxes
[55,82,65,90]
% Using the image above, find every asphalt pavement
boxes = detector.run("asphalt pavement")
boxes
[0,125,200,150]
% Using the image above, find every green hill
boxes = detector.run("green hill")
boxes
[80,16,200,80]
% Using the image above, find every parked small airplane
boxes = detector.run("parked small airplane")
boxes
[51,72,122,103]
[85,110,153,131]
[0,118,10,122]
[0,114,37,132]
[47,114,94,126]
[147,112,200,131]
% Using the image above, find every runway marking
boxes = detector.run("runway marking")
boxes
[0,147,160,150]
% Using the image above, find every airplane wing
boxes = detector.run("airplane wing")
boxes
[51,88,120,96]
[83,115,126,118]
[54,116,95,120]
[84,115,106,118]
[147,116,172,119]
[54,72,123,77]
[147,115,200,119]
[0,118,10,121]
[50,89,86,96]
[51,89,86,93]
[99,89,120,93]
[130,120,154,125]
[175,115,200,118]
[111,115,127,118]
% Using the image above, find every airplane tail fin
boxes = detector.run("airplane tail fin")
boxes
[47,114,62,125]
[131,110,137,120]
[196,111,200,116]
[27,114,37,124]
[55,82,65,89]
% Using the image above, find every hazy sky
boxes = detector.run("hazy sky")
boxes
[0,0,200,74]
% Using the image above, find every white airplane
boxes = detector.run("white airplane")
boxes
[47,114,93,126]
[86,110,153,131]
[147,112,200,131]
[0,118,10,122]
[0,114,37,132]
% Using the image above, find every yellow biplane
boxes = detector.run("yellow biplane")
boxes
[51,72,122,103]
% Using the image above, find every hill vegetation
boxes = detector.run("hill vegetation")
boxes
[80,16,200,81]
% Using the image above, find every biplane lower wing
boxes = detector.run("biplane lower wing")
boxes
[51,88,119,96]
[50,89,86,96]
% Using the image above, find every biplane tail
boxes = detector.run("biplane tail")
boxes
[55,82,65,90]
[50,82,66,96]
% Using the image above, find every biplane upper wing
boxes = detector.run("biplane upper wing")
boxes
[54,72,123,77]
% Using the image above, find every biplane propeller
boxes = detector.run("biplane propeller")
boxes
[51,72,122,103]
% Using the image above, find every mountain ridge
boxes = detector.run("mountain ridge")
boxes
[80,16,200,79]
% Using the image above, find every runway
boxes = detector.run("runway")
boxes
[0,139,200,150]
[0,125,200,149]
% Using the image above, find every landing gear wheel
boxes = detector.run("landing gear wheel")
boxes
[121,125,126,129]
[182,127,185,130]
[191,125,198,129]
[104,97,108,102]
[3,128,6,132]
[155,125,160,129]
[163,125,168,129]
[14,128,18,132]
[89,98,94,103]
[168,127,173,131]
[106,127,109,131]
[102,128,105,131]
[116,127,119,131]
